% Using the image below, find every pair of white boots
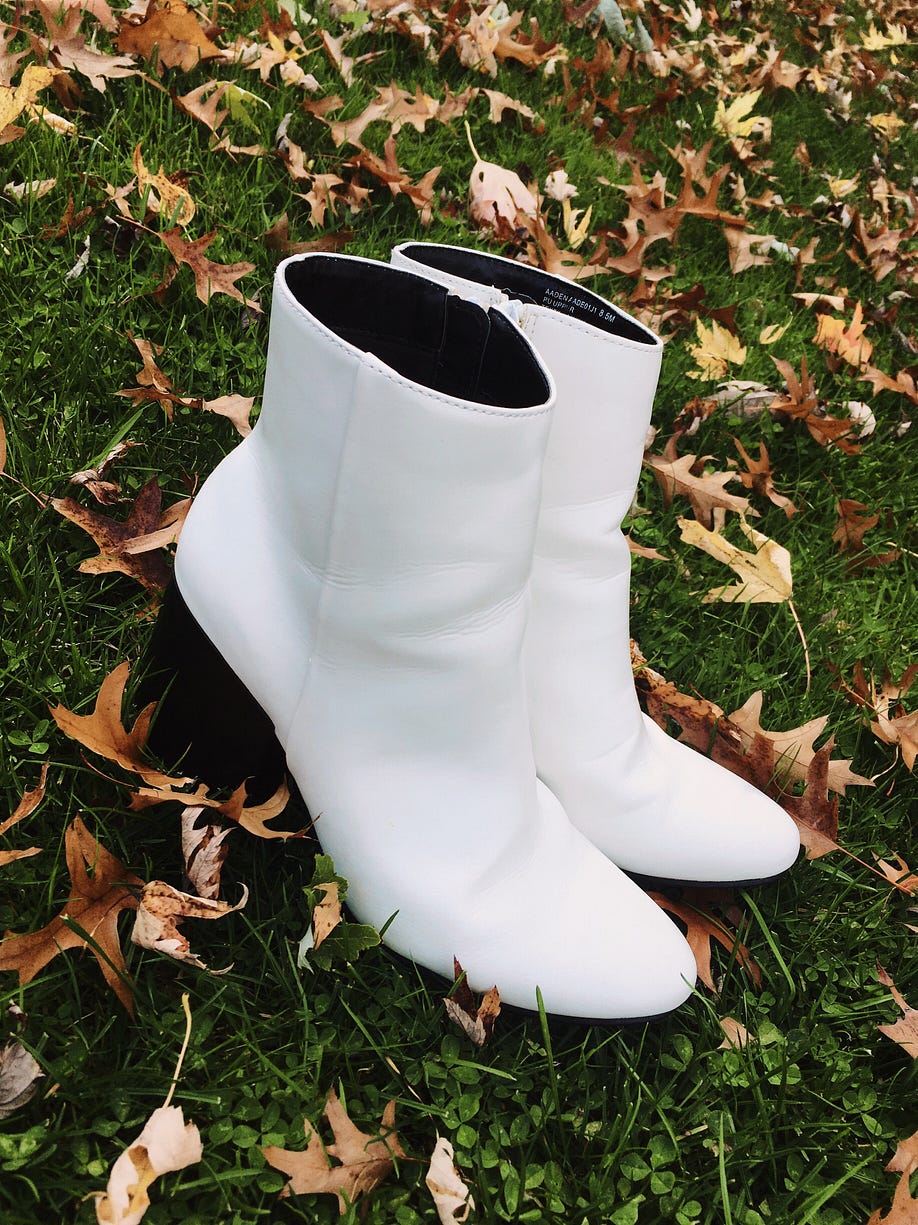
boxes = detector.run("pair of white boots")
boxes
[155,246,799,1021]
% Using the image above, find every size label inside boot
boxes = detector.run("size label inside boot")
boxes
[539,284,624,331]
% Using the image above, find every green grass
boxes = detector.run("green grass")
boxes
[1,0,917,1221]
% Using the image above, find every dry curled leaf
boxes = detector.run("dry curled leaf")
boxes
[181,805,232,900]
[443,958,501,1047]
[0,1040,43,1120]
[95,1105,202,1224]
[263,1089,405,1212]
[0,817,143,1014]
[132,879,248,969]
[426,1136,475,1224]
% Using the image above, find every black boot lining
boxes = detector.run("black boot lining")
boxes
[283,257,550,409]
[398,244,655,344]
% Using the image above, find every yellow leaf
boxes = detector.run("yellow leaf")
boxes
[133,145,195,227]
[758,324,788,346]
[860,21,908,50]
[813,302,873,368]
[678,515,792,604]
[686,319,746,381]
[0,65,56,134]
[562,197,593,250]
[869,113,904,139]
[714,89,764,140]
[826,174,859,198]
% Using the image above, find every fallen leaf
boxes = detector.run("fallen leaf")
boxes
[679,515,792,604]
[426,1136,475,1224]
[132,144,195,227]
[728,691,872,796]
[645,449,752,528]
[132,879,247,969]
[887,1129,918,1176]
[875,856,918,896]
[70,440,141,505]
[116,0,224,73]
[0,1040,43,1119]
[95,1105,202,1224]
[311,881,341,950]
[466,123,537,233]
[0,763,48,868]
[50,660,194,791]
[263,1089,405,1211]
[201,394,255,437]
[686,318,746,381]
[733,439,798,517]
[877,965,918,1059]
[350,135,440,227]
[157,228,259,308]
[650,891,761,993]
[51,477,190,590]
[181,805,232,900]
[866,1169,918,1225]
[717,1017,753,1050]
[0,817,143,1014]
[759,324,788,345]
[213,779,305,840]
[443,958,501,1047]
[0,763,49,837]
[714,89,766,141]
[813,302,873,368]
[0,64,57,144]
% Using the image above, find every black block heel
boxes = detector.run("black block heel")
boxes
[137,582,287,800]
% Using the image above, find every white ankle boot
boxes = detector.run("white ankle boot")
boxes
[390,243,800,886]
[146,253,696,1019]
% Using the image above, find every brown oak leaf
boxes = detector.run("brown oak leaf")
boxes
[51,476,190,590]
[649,890,761,993]
[443,958,501,1047]
[733,439,798,517]
[50,660,194,791]
[833,500,900,571]
[866,1171,918,1225]
[0,763,48,868]
[645,443,754,528]
[157,228,259,308]
[116,0,224,73]
[311,881,341,950]
[0,817,143,1014]
[263,1089,405,1212]
[728,691,872,796]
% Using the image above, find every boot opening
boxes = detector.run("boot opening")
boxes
[399,244,655,344]
[283,256,551,409]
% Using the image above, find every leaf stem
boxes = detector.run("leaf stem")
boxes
[788,599,811,692]
[163,992,193,1109]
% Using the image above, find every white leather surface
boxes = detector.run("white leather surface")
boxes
[392,243,800,884]
[175,253,697,1017]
